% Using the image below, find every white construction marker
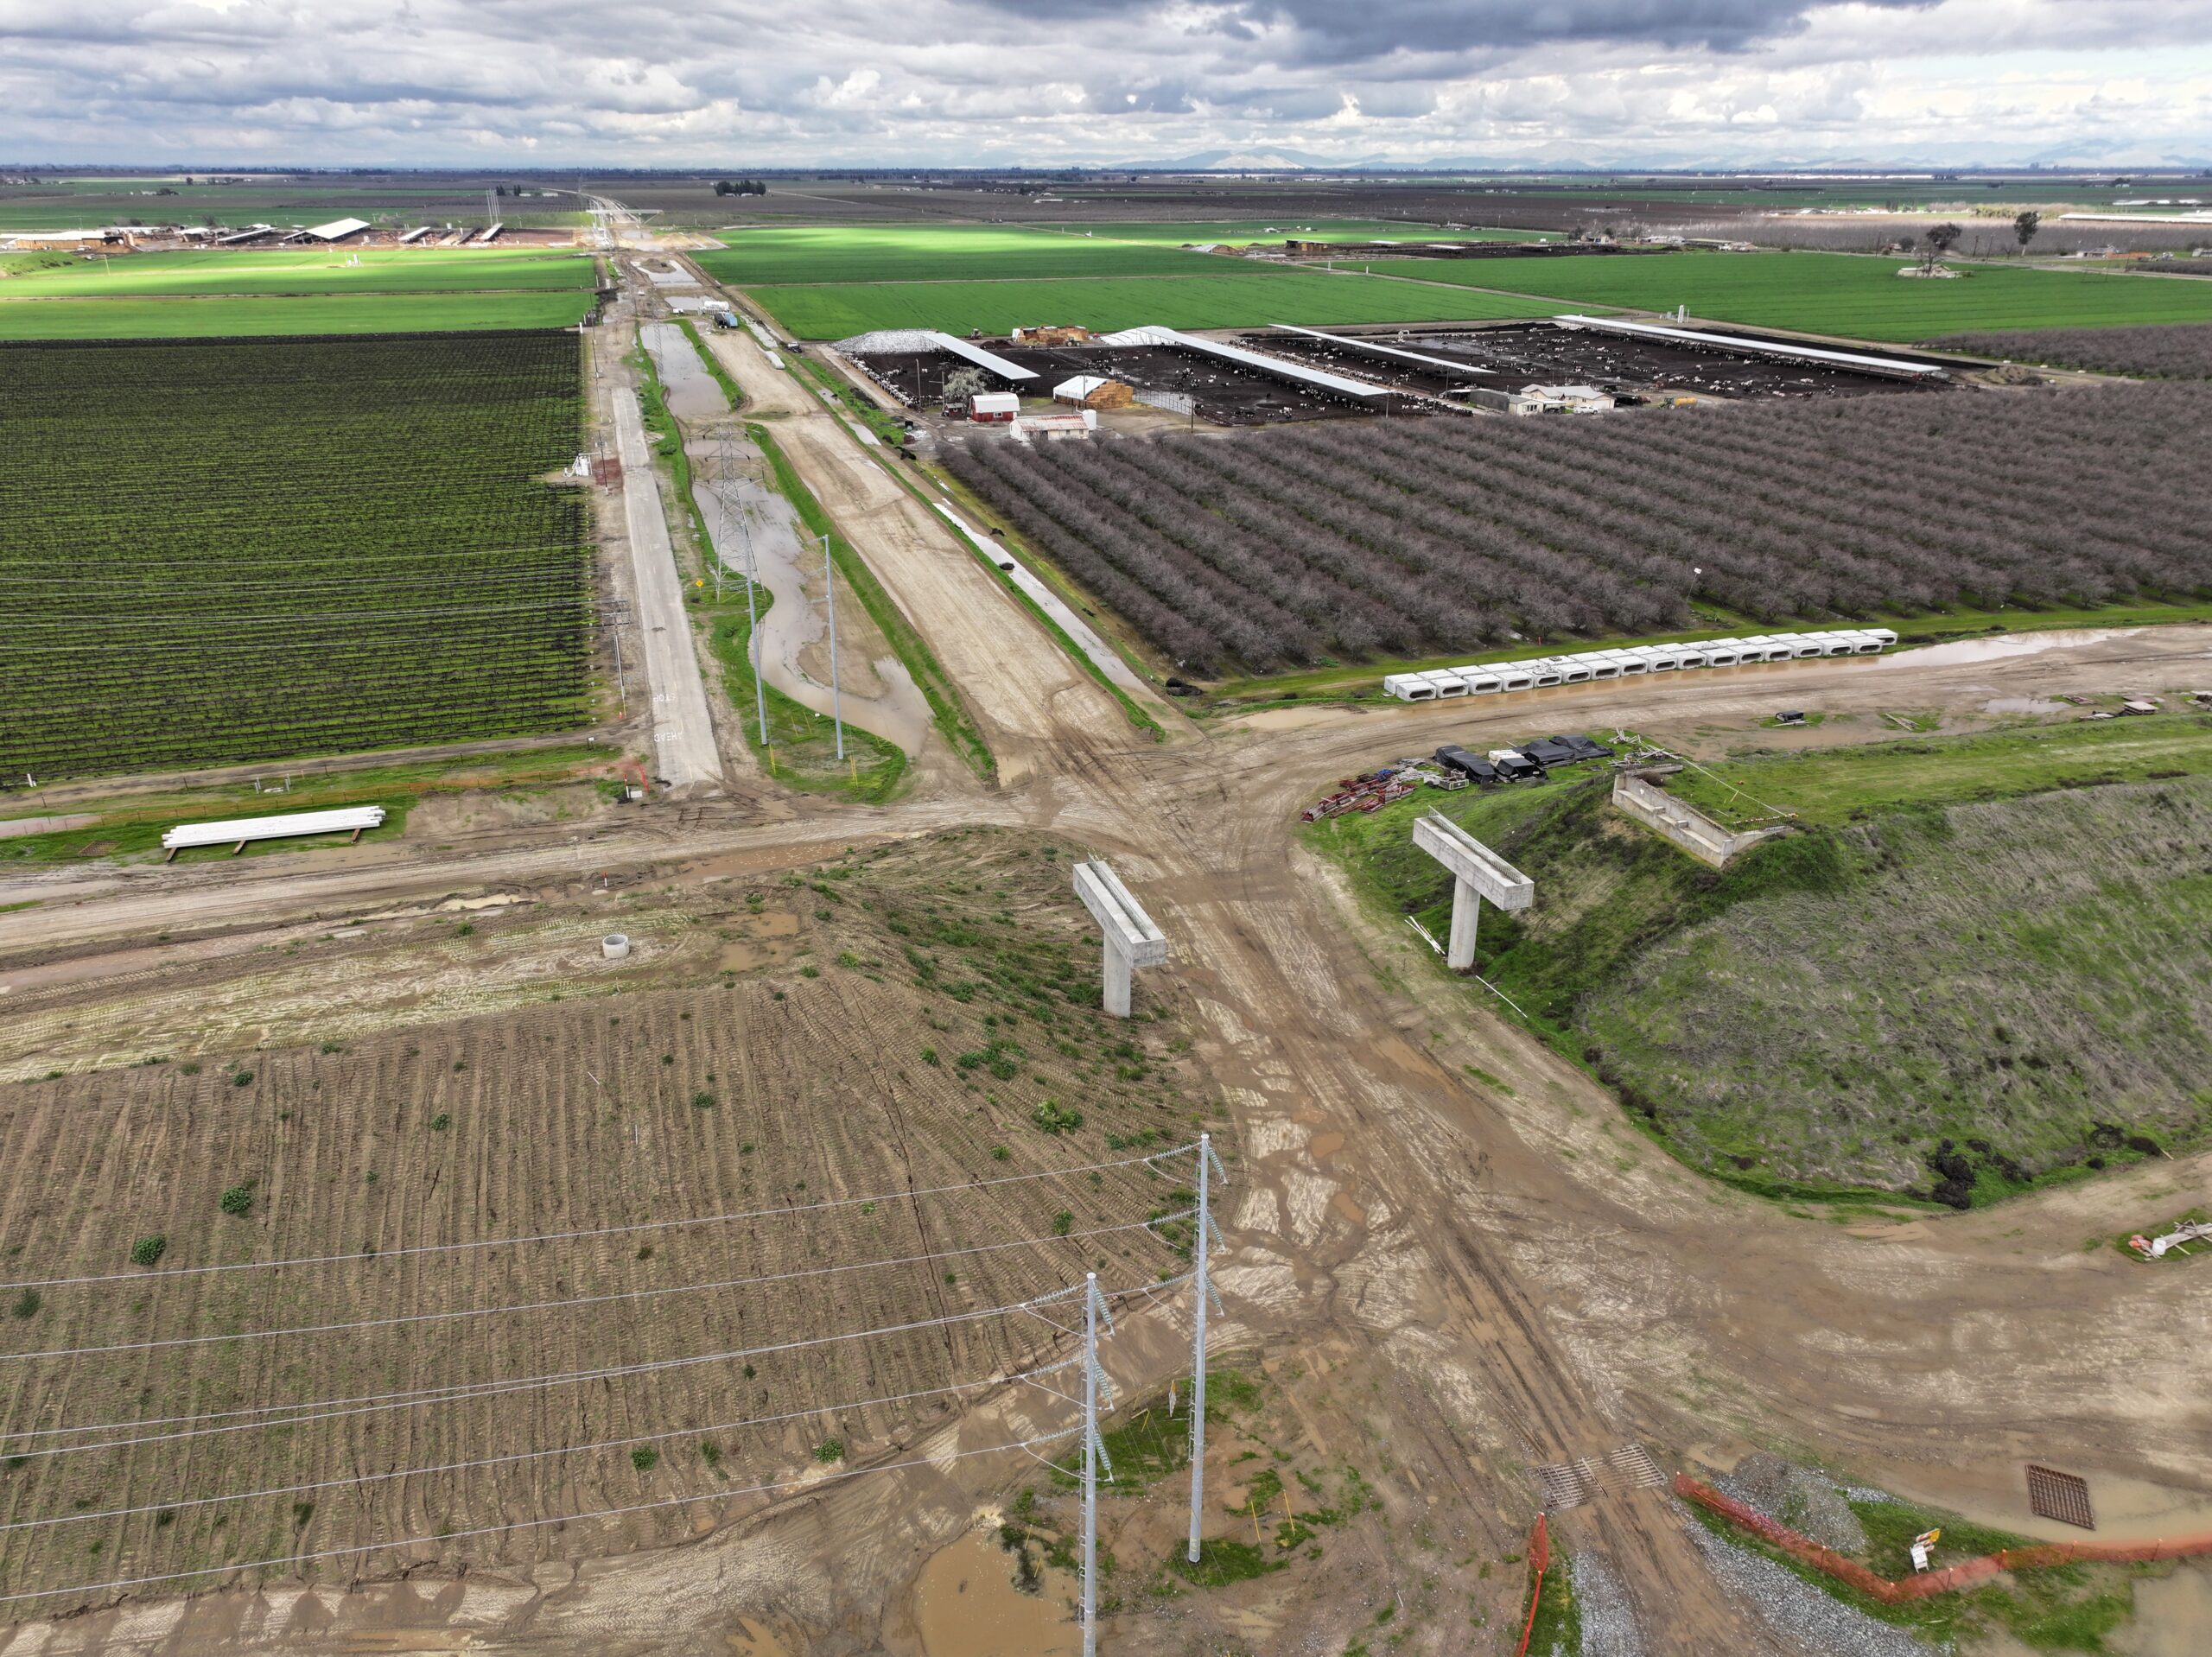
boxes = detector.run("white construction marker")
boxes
[1071,859,1168,1018]
[1412,809,1534,973]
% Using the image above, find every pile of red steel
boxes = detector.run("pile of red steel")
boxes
[1300,762,1446,822]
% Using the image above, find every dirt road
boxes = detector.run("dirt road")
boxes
[8,490,2212,1653]
[610,386,726,795]
[699,327,1138,792]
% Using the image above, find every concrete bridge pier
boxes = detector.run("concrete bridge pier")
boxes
[1413,809,1535,975]
[1072,860,1168,1018]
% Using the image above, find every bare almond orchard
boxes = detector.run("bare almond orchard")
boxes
[3,290,2211,1657]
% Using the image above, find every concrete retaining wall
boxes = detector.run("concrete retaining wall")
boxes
[1612,772,1783,867]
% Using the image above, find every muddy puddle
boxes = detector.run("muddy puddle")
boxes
[1879,1462,2212,1546]
[727,1614,793,1657]
[690,440,931,756]
[1878,629,2126,670]
[909,1527,1078,1657]
[641,321,727,425]
[2124,1565,2212,1656]
[1981,695,2069,714]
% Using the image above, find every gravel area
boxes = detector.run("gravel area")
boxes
[1568,1549,1646,1657]
[1686,1509,1942,1657]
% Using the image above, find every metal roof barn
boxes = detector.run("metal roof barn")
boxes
[293,217,373,243]
[162,806,386,859]
[1095,326,1390,400]
[1269,324,1495,378]
[926,332,1039,383]
[1550,315,1948,381]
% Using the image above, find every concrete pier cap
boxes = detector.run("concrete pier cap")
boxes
[1072,859,1168,1018]
[1412,809,1534,974]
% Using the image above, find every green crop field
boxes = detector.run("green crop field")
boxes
[1,331,594,779]
[1020,219,1554,245]
[1360,249,2212,340]
[696,225,1229,285]
[0,290,596,340]
[0,248,596,297]
[741,269,1576,340]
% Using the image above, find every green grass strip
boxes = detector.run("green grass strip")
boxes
[704,587,906,802]
[676,317,747,410]
[919,467,1164,742]
[0,745,613,865]
[788,352,908,444]
[745,421,995,782]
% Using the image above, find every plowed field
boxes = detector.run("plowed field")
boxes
[0,832,1208,1614]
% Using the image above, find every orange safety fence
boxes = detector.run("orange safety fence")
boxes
[1675,1476,2212,1603]
[1513,1513,1550,1657]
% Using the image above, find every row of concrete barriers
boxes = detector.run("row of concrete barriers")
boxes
[1382,627,1899,703]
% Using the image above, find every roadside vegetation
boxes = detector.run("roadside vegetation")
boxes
[0,746,623,864]
[1693,1481,2150,1652]
[703,586,907,802]
[1310,715,2212,1204]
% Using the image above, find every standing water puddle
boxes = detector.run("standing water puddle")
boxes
[910,1527,1078,1657]
[640,322,931,754]
[1875,629,2125,670]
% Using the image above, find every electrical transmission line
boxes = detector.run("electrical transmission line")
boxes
[0,1212,1188,1365]
[0,1141,1200,1292]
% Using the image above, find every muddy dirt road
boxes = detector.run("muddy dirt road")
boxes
[7,422,2212,1657]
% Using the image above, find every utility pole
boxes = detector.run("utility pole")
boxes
[742,505,768,747]
[1081,1273,1115,1657]
[821,532,844,760]
[1188,1133,1225,1565]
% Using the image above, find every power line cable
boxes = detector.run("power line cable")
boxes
[3,1273,1195,1460]
[0,1360,1077,1537]
[0,1426,1083,1609]
[0,1212,1189,1364]
[0,1142,1198,1292]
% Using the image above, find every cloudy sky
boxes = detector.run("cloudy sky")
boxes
[3,0,2208,167]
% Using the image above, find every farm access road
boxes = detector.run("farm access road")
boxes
[609,383,726,796]
[9,492,2212,1651]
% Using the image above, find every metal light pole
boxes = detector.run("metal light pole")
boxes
[821,532,844,760]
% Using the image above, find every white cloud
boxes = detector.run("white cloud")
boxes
[0,0,2204,164]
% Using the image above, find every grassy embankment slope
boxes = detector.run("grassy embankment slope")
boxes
[1310,714,2212,1204]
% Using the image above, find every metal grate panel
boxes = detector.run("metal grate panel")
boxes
[1605,1443,1668,1490]
[1536,1460,1596,1511]
[2026,1464,2096,1530]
